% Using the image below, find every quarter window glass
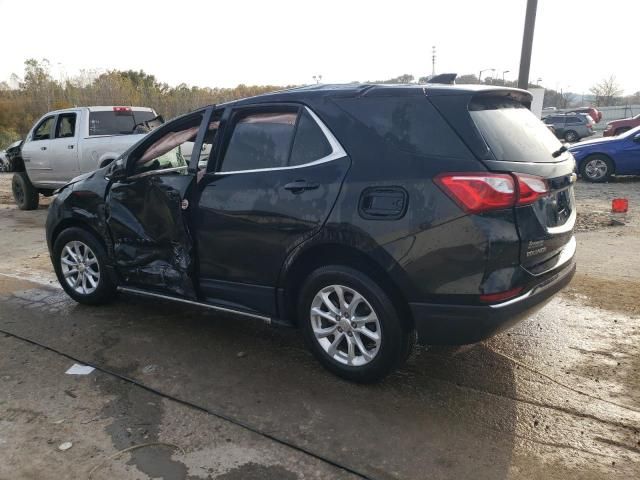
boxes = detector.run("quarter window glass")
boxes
[33,117,55,141]
[220,112,297,172]
[289,110,332,166]
[55,113,76,138]
[336,97,472,158]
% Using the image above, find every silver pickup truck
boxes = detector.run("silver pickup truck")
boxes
[12,106,161,210]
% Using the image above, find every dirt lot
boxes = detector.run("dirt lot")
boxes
[1,172,639,479]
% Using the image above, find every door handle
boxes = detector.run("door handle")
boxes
[40,146,47,151]
[283,180,319,194]
[67,145,74,149]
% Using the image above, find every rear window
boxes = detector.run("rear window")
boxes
[89,110,156,136]
[469,97,563,163]
[335,97,472,159]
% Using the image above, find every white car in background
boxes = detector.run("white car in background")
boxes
[12,106,163,209]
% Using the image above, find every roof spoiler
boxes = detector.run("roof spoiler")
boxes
[426,73,457,85]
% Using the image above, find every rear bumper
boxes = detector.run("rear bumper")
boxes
[410,259,576,345]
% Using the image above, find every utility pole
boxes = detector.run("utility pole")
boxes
[517,0,538,89]
[431,46,436,77]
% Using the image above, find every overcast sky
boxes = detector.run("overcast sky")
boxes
[0,0,637,94]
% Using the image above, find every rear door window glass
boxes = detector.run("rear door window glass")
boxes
[89,110,156,136]
[55,113,77,138]
[220,112,297,172]
[289,110,332,166]
[469,96,563,163]
[33,116,55,141]
[335,97,472,158]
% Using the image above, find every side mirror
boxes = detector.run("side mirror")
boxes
[107,158,127,180]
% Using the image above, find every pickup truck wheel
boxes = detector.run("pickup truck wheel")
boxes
[614,127,630,136]
[12,172,39,210]
[299,265,412,383]
[52,227,117,305]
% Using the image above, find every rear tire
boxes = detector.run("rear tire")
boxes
[580,155,613,183]
[614,127,630,136]
[12,172,39,210]
[564,130,579,142]
[52,227,117,305]
[298,265,412,383]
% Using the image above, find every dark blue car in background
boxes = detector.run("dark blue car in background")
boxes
[570,126,640,182]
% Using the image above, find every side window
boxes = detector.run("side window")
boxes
[289,110,332,166]
[219,111,297,172]
[131,113,204,176]
[55,113,77,138]
[32,116,55,141]
[335,97,473,158]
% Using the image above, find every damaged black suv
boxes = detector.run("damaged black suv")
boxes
[46,83,576,382]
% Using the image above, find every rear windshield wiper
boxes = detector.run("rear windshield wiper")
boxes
[552,144,569,158]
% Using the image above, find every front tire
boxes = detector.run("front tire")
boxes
[580,155,613,183]
[12,172,39,210]
[298,266,412,383]
[52,227,117,305]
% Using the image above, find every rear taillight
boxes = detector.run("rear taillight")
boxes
[480,287,523,303]
[515,174,549,205]
[435,172,549,213]
[113,106,132,113]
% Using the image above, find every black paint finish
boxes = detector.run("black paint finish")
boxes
[46,83,576,345]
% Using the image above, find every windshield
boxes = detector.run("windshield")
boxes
[470,96,564,162]
[89,110,156,136]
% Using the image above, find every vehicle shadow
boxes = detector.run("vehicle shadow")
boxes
[2,289,519,480]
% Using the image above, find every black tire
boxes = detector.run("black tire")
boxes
[12,172,39,210]
[52,227,117,305]
[614,127,630,136]
[564,130,579,142]
[298,265,412,383]
[579,155,613,183]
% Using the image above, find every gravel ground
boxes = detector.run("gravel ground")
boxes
[0,172,639,480]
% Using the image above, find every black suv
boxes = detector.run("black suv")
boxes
[46,84,576,382]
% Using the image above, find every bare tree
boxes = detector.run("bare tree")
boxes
[589,75,623,107]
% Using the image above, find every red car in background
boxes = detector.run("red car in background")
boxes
[604,113,640,137]
[571,107,602,123]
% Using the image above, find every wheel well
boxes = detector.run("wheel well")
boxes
[10,155,25,172]
[51,219,107,253]
[281,244,414,330]
[614,127,630,135]
[581,153,616,174]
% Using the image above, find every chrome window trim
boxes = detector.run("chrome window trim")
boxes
[217,106,347,175]
[128,165,188,180]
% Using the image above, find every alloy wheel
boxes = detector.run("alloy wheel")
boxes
[60,240,100,295]
[310,284,382,366]
[584,158,608,180]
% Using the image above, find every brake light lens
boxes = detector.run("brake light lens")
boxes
[434,173,515,213]
[516,174,549,205]
[480,287,523,303]
[435,172,549,213]
[113,106,132,113]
